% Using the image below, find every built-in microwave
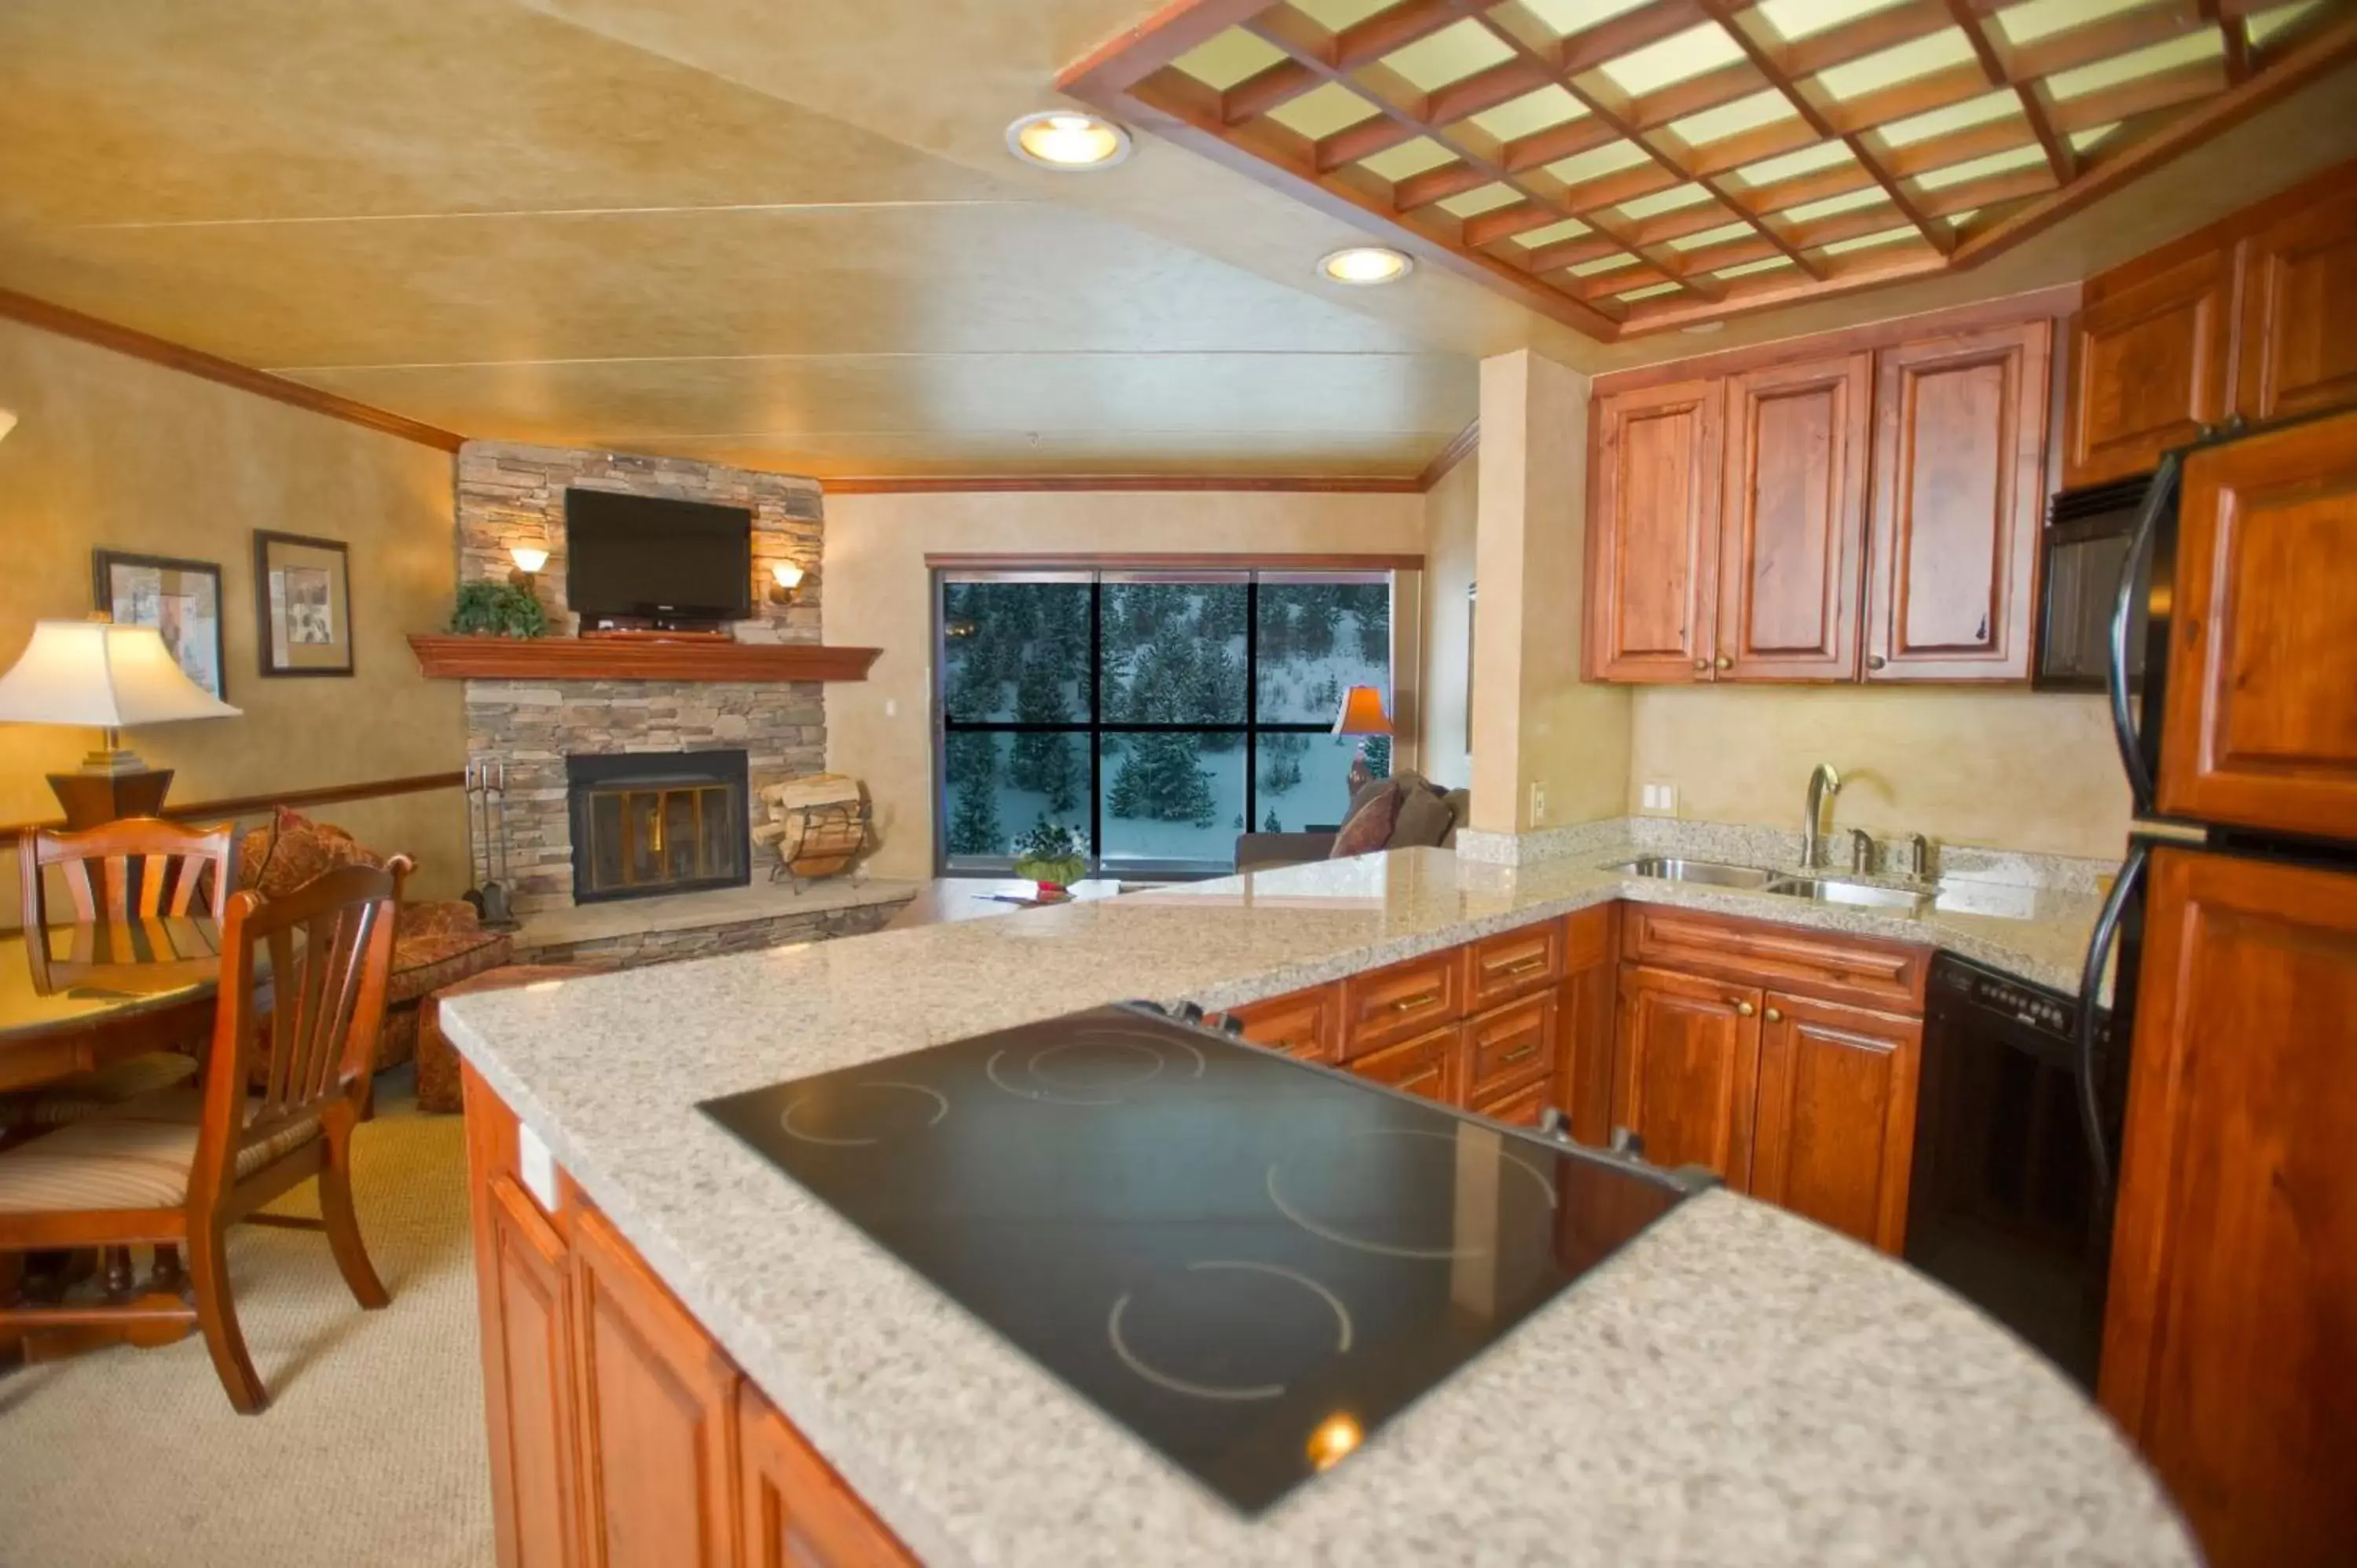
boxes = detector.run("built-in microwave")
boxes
[2033,474,2154,691]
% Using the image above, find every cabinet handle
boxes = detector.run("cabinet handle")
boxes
[1867,654,1887,670]
[1501,1042,1539,1064]
[1391,992,1440,1013]
[1714,655,1733,670]
[1497,956,1546,976]
[1692,658,1710,673]
[1765,1007,1783,1023]
[1734,1000,1757,1017]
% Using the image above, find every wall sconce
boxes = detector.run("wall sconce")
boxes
[768,560,806,605]
[508,543,549,592]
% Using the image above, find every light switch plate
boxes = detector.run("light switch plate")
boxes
[1641,780,1678,815]
[517,1121,559,1212]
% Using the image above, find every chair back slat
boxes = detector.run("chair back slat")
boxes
[191,857,407,1203]
[20,819,235,929]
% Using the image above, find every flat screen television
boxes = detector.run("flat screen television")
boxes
[564,488,753,624]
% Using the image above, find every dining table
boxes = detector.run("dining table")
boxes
[0,914,258,1368]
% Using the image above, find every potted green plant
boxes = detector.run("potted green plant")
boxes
[1010,817,1087,898]
[447,581,549,639]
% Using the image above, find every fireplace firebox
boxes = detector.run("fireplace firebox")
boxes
[566,750,750,903]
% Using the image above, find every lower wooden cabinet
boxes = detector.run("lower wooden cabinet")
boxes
[1556,904,1620,1146]
[1350,1022,1461,1104]
[1611,965,1763,1184]
[461,1063,915,1568]
[1222,985,1338,1063]
[1747,994,1921,1253]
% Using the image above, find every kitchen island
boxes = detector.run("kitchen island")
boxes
[438,841,2190,1566]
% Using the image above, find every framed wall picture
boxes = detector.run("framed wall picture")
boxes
[254,530,354,676]
[93,549,229,699]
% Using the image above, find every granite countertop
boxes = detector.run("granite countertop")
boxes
[438,842,2183,1567]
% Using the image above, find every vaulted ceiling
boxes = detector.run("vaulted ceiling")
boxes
[1,0,2352,479]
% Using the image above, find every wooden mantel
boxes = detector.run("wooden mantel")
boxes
[406,635,882,683]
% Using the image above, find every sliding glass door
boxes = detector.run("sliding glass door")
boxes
[937,569,1393,876]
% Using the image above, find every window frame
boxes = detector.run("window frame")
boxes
[932,566,1394,878]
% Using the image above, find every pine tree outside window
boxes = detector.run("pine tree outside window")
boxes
[936,568,1394,877]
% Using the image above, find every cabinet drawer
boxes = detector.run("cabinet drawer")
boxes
[1464,921,1564,1010]
[1625,903,1926,1012]
[1464,991,1557,1105]
[1340,948,1464,1058]
[1349,1022,1461,1105]
[1472,1076,1551,1128]
[1223,984,1340,1064]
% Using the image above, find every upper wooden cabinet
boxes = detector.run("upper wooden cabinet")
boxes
[1585,378,1722,682]
[1864,322,2049,682]
[2064,159,2357,489]
[1586,310,2051,687]
[1717,353,1871,682]
[2064,251,2235,489]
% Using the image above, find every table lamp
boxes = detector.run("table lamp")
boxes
[1332,683,1393,795]
[0,617,243,828]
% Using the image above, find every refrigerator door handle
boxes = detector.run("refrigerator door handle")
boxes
[2077,841,2149,1200]
[2109,454,2178,810]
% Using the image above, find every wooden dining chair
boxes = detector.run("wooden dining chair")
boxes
[3,819,238,1136]
[0,859,409,1412]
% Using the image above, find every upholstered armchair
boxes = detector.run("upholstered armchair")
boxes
[235,808,512,1075]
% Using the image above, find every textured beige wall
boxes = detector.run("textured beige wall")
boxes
[1470,350,1628,832]
[1417,453,1477,793]
[820,489,1428,881]
[0,317,467,926]
[1626,687,2133,858]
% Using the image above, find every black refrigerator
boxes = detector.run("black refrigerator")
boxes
[2078,407,2357,1567]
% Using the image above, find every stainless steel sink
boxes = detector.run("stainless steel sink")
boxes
[1611,857,1779,891]
[1763,874,1931,912]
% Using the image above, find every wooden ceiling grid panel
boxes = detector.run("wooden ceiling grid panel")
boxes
[1061,0,2357,337]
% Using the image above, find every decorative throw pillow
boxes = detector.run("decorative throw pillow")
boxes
[1390,783,1455,849]
[241,806,387,899]
[1328,782,1402,859]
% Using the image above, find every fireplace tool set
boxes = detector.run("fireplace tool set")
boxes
[464,757,519,929]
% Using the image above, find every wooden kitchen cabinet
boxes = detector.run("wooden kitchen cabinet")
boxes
[1349,1020,1462,1105]
[1340,947,1464,1058]
[1556,903,1620,1147]
[1748,993,1921,1254]
[1585,378,1723,682]
[461,1063,918,1568]
[572,1204,742,1568]
[2156,410,2357,841]
[1463,991,1556,1106]
[1864,321,2048,682]
[1611,964,1762,1184]
[1714,351,1871,681]
[1223,984,1340,1064]
[2063,250,2234,488]
[2101,847,2357,1567]
[1464,919,1565,1011]
[2234,192,2357,422]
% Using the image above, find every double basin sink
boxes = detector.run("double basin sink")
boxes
[1611,856,1938,913]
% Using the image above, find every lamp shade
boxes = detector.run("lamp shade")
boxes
[0,620,241,728]
[1331,684,1392,737]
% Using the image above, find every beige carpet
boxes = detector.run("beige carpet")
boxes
[0,1070,493,1568]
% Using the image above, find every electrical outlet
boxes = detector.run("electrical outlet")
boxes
[1529,781,1548,824]
[1641,780,1679,815]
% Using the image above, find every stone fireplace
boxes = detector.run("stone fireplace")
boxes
[566,749,750,903]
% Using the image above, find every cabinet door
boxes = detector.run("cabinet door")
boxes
[2155,408,2357,840]
[2100,847,2357,1566]
[1748,994,1922,1254]
[1472,1076,1550,1128]
[1864,321,2049,681]
[2234,189,2357,423]
[739,1383,916,1568]
[1464,920,1564,1012]
[1611,964,1761,1184]
[1463,991,1557,1106]
[571,1206,741,1568]
[2065,249,2234,488]
[1224,984,1340,1064]
[1716,352,1870,681]
[1350,1021,1461,1105]
[1339,947,1462,1058]
[478,1174,582,1568]
[1587,379,1724,682]
[1556,903,1620,1147]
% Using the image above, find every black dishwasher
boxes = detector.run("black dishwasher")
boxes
[1904,954,2117,1391]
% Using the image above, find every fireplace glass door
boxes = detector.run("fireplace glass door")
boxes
[566,750,749,903]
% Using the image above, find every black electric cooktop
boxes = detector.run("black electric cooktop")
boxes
[699,1003,1704,1514]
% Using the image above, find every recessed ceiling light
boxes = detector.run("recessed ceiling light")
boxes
[1006,110,1131,170]
[1318,247,1413,286]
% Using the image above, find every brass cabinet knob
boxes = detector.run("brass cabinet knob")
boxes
[1693,658,1710,673]
[1715,654,1733,669]
[1867,653,1888,669]
[1765,1007,1783,1023]
[1735,1000,1757,1017]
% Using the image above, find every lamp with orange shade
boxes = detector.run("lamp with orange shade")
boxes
[1332,683,1393,796]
